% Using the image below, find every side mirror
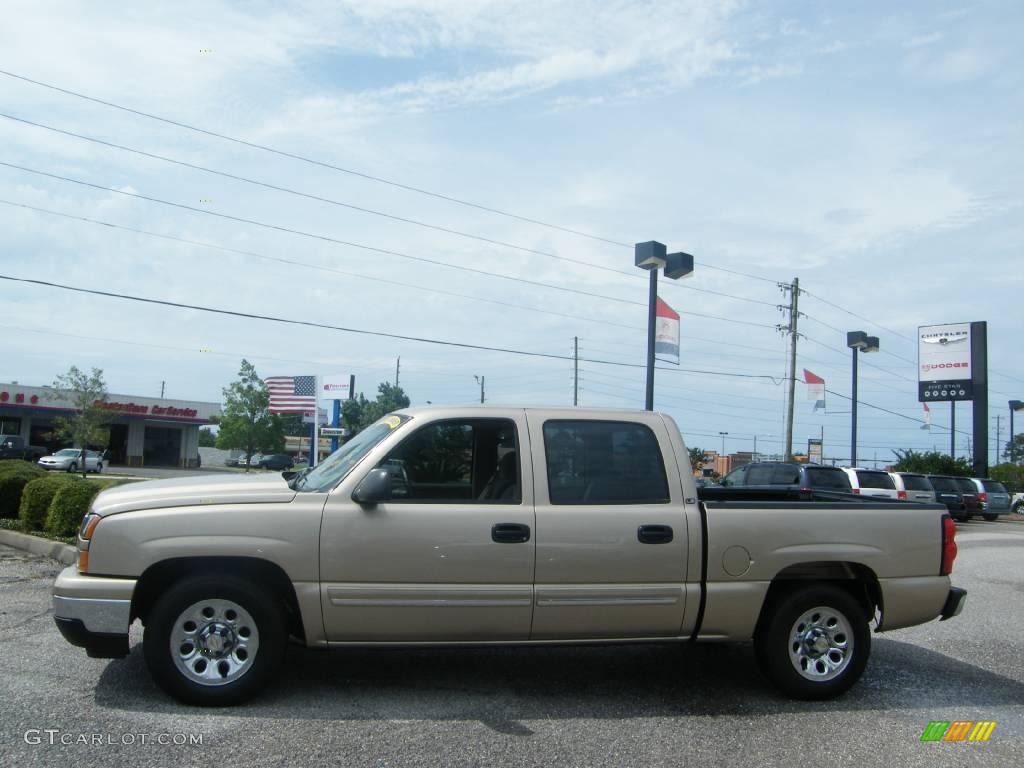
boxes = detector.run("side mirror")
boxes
[282,470,298,481]
[352,468,392,505]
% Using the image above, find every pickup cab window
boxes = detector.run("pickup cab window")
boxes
[543,420,669,504]
[378,418,520,503]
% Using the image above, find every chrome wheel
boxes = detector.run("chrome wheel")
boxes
[788,605,853,682]
[170,599,260,687]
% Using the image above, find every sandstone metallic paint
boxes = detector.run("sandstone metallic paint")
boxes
[319,408,536,641]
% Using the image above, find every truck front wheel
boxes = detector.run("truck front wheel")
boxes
[143,575,287,705]
[754,585,870,700]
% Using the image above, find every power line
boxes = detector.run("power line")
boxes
[0,273,789,383]
[0,166,778,331]
[0,68,630,248]
[0,200,646,333]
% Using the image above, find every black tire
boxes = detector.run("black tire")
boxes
[143,575,287,706]
[754,585,870,700]
[982,514,998,522]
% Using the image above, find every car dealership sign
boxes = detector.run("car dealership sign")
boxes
[918,323,973,402]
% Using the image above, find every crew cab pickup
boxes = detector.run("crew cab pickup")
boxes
[52,407,965,705]
[0,435,46,462]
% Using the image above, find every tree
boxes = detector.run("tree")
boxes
[342,382,411,436]
[198,428,217,447]
[688,447,708,475]
[1004,434,1024,464]
[990,463,1024,494]
[215,360,285,470]
[891,449,972,476]
[50,366,109,478]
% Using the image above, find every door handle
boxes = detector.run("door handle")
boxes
[638,524,673,544]
[492,523,530,543]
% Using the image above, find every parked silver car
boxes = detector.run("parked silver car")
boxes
[38,448,103,473]
[889,472,936,504]
[966,478,1011,521]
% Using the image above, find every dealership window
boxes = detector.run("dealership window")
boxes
[543,420,669,505]
[0,417,21,436]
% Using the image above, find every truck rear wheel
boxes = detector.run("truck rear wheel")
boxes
[143,575,287,705]
[754,585,870,700]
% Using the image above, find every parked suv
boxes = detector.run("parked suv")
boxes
[720,462,853,492]
[889,472,936,504]
[927,475,968,522]
[888,475,937,505]
[840,468,901,500]
[952,476,982,519]
[966,478,1011,521]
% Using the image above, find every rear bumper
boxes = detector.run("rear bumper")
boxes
[939,587,967,621]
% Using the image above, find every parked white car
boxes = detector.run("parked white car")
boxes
[38,448,103,473]
[841,467,901,500]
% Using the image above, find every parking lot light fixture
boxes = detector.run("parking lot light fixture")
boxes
[847,331,880,467]
[635,242,694,411]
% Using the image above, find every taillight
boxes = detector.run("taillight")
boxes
[852,488,860,495]
[898,490,907,500]
[977,492,987,503]
[940,515,957,575]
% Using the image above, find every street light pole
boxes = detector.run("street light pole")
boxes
[719,431,728,457]
[1011,400,1024,464]
[847,331,879,467]
[635,241,694,411]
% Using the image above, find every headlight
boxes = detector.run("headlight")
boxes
[79,513,101,541]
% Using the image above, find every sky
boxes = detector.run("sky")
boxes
[0,0,1022,467]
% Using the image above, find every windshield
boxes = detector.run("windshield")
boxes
[805,467,852,490]
[900,474,932,491]
[295,414,410,492]
[56,449,80,456]
[856,470,895,489]
[929,476,958,492]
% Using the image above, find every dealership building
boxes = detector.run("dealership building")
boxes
[0,382,220,467]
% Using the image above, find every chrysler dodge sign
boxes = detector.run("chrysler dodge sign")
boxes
[918,323,972,402]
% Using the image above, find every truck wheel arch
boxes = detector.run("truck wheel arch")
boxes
[755,561,882,636]
[131,557,306,644]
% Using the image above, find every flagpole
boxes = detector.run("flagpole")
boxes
[312,375,320,467]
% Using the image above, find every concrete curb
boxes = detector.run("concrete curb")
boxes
[0,529,76,565]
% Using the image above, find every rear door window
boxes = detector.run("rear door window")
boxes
[543,420,669,505]
[771,465,801,484]
[954,477,977,494]
[856,471,895,489]
[805,468,852,490]
[900,474,932,491]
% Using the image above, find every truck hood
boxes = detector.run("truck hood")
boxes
[92,473,297,517]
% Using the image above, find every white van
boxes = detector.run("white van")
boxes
[841,467,902,500]
[889,472,936,503]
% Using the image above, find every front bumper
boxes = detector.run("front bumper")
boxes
[52,566,136,657]
[939,586,967,621]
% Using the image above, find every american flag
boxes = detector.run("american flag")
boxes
[265,375,317,414]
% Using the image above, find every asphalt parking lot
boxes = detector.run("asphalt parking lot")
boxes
[0,522,1021,768]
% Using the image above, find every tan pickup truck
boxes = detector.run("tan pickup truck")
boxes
[52,406,965,705]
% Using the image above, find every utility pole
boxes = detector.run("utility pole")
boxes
[394,357,400,387]
[474,375,485,404]
[160,381,165,398]
[995,414,1001,464]
[573,336,579,407]
[777,278,801,461]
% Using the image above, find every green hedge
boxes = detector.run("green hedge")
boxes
[0,462,47,519]
[18,475,81,531]
[45,482,103,538]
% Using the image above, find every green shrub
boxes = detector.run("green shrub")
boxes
[18,475,81,531]
[45,482,102,538]
[0,463,48,519]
